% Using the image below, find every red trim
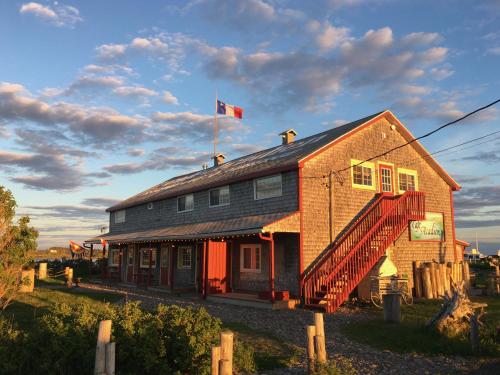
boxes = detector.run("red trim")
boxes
[298,166,304,299]
[450,187,458,261]
[456,239,470,247]
[259,233,275,302]
[202,240,208,299]
[378,163,395,195]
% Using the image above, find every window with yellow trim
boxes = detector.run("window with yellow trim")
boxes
[398,168,418,192]
[351,160,376,190]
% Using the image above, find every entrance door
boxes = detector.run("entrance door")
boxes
[207,241,228,294]
[160,244,170,287]
[126,245,135,282]
[379,164,394,194]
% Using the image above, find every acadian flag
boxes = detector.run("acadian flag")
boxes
[217,100,243,119]
[100,238,107,249]
[69,240,85,255]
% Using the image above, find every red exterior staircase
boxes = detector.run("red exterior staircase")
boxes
[303,191,426,313]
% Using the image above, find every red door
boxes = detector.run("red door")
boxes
[379,164,394,194]
[160,245,169,286]
[207,241,228,294]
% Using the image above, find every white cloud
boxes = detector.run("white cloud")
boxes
[430,67,454,80]
[400,32,441,46]
[20,2,82,28]
[96,44,127,59]
[487,46,500,55]
[315,23,351,51]
[398,85,432,95]
[161,91,179,105]
[113,86,158,97]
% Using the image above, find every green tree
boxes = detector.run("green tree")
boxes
[0,186,38,310]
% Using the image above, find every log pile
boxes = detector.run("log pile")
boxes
[413,261,470,299]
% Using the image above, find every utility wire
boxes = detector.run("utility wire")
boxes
[336,98,500,173]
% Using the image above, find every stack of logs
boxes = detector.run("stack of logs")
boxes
[211,331,234,375]
[306,313,328,373]
[413,261,470,299]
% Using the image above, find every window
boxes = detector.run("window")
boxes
[127,245,134,266]
[114,210,126,224]
[398,168,418,193]
[140,248,156,268]
[109,249,120,266]
[177,246,192,269]
[351,160,376,190]
[254,174,282,200]
[240,244,261,272]
[209,186,230,207]
[177,194,194,212]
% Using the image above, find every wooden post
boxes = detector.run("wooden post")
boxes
[470,312,480,354]
[313,313,326,364]
[94,320,112,375]
[66,268,73,288]
[65,266,70,277]
[462,261,470,290]
[422,264,433,299]
[306,325,316,373]
[269,235,275,303]
[439,263,447,296]
[220,331,233,375]
[39,262,47,280]
[494,264,500,294]
[105,342,115,375]
[446,262,452,291]
[211,346,220,375]
[436,263,445,297]
[429,262,438,298]
[383,293,401,323]
[413,261,422,298]
[219,359,231,375]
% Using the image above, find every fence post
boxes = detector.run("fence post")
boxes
[66,268,73,288]
[211,346,221,375]
[105,342,115,375]
[220,331,233,375]
[413,261,422,298]
[39,262,47,280]
[307,325,316,373]
[219,359,231,375]
[422,265,433,299]
[314,313,327,364]
[94,320,112,375]
[429,262,438,298]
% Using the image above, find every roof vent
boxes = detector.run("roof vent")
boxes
[212,153,226,167]
[280,129,297,145]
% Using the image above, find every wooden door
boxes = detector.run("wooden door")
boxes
[207,241,228,294]
[160,245,170,286]
[126,246,135,282]
[379,164,394,194]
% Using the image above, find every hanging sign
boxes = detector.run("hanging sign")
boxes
[410,212,444,241]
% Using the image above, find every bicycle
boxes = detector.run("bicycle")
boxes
[370,275,413,308]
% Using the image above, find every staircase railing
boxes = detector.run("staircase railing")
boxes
[303,191,425,313]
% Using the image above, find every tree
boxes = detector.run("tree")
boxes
[0,186,38,310]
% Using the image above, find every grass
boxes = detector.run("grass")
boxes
[224,321,303,371]
[2,278,123,330]
[340,296,500,357]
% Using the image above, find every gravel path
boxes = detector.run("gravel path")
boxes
[80,282,498,375]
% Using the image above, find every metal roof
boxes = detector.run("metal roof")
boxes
[85,212,298,244]
[108,112,383,212]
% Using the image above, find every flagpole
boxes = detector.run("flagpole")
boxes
[214,90,218,157]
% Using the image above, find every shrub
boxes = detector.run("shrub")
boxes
[312,358,358,375]
[0,317,22,374]
[234,339,257,373]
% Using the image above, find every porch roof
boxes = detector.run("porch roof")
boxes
[85,211,299,245]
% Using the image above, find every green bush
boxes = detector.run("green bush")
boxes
[0,301,255,375]
[234,339,257,373]
[312,358,357,375]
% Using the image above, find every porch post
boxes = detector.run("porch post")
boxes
[169,244,175,291]
[269,235,275,303]
[147,247,152,289]
[202,240,208,299]
[89,244,93,279]
[118,246,122,282]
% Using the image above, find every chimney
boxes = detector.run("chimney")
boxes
[279,129,297,145]
[212,153,226,167]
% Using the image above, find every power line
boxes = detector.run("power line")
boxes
[336,98,500,173]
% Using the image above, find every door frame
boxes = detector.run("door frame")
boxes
[159,244,170,287]
[378,163,395,195]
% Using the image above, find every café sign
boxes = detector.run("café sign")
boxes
[410,212,444,241]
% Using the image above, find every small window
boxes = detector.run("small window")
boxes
[209,186,230,207]
[240,244,261,273]
[114,210,126,224]
[140,248,156,268]
[398,168,418,193]
[109,249,120,266]
[147,202,154,210]
[177,246,192,269]
[177,194,194,212]
[254,174,282,200]
[351,160,375,190]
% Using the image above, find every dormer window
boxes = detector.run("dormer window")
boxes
[177,194,194,212]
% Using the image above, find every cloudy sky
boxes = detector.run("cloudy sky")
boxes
[1,0,499,253]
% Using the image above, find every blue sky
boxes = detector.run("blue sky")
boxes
[0,0,499,253]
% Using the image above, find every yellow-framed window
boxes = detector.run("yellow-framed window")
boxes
[397,168,418,193]
[351,160,376,190]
